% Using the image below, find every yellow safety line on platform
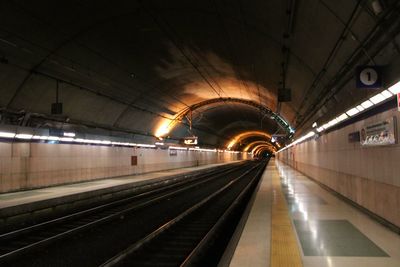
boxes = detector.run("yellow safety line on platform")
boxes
[270,165,303,267]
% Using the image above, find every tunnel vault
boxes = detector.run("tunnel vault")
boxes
[156,97,294,142]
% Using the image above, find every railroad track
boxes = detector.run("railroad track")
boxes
[101,160,267,267]
[0,162,247,264]
[0,160,267,267]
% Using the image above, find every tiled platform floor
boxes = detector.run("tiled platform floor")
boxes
[228,159,400,267]
[277,160,400,267]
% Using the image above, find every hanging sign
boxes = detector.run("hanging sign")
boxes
[356,66,382,89]
[181,136,198,146]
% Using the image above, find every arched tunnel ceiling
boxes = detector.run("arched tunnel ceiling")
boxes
[1,0,400,148]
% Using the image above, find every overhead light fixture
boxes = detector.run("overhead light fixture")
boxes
[369,93,386,104]
[346,107,360,117]
[60,137,74,142]
[336,113,348,122]
[33,135,49,140]
[15,134,33,139]
[0,131,16,138]
[137,144,156,148]
[388,81,400,94]
[361,100,374,109]
[169,146,187,150]
[356,105,365,112]
[312,122,317,128]
[381,89,393,98]
[63,132,76,137]
[321,123,330,130]
[316,127,324,132]
[328,118,338,127]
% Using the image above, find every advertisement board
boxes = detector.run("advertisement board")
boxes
[360,117,397,146]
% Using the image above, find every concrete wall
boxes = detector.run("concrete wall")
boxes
[276,107,400,228]
[0,142,250,193]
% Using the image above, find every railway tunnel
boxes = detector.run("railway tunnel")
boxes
[1,1,400,266]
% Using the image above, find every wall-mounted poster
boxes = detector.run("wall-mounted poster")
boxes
[360,117,397,146]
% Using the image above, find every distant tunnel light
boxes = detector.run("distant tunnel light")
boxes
[346,107,360,117]
[361,100,374,109]
[47,136,60,141]
[316,127,324,132]
[369,93,386,104]
[15,134,33,139]
[388,81,400,94]
[312,122,317,128]
[0,131,16,138]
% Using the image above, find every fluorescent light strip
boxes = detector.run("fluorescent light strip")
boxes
[63,132,76,137]
[328,118,338,126]
[321,123,330,130]
[0,132,16,138]
[369,93,386,104]
[60,137,74,142]
[361,100,374,109]
[388,81,400,94]
[381,89,393,98]
[278,83,400,145]
[356,105,365,111]
[137,144,156,148]
[15,134,33,139]
[278,131,316,153]
[336,113,348,122]
[0,130,236,155]
[346,107,360,116]
[169,146,187,150]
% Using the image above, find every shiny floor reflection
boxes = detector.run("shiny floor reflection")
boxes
[275,161,400,267]
[294,219,388,257]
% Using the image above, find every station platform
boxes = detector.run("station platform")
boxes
[2,158,400,267]
[227,159,400,267]
[0,161,240,219]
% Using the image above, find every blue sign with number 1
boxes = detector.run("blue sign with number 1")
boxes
[356,66,382,89]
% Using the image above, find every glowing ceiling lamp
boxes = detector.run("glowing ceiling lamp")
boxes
[155,120,172,139]
[0,131,16,138]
